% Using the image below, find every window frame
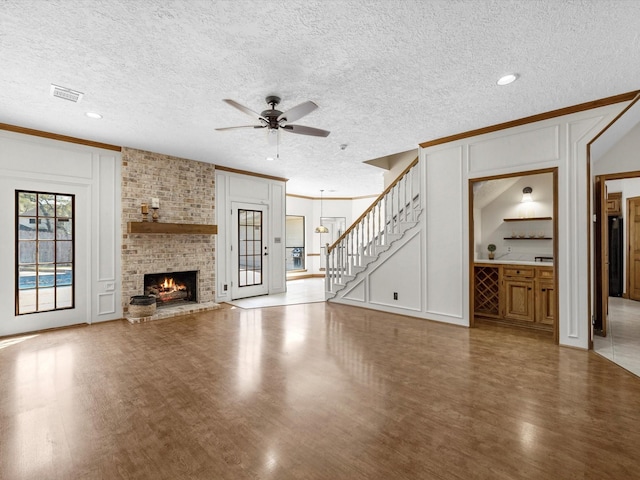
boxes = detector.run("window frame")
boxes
[15,189,76,315]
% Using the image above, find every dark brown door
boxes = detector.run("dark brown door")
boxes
[629,196,640,301]
[593,177,608,336]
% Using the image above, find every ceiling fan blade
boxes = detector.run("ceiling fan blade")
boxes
[281,124,330,137]
[277,101,318,123]
[215,125,266,131]
[222,99,266,121]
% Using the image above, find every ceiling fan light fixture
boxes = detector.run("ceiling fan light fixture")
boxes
[216,96,330,138]
[497,73,519,86]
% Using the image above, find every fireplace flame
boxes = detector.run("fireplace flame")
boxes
[161,277,187,292]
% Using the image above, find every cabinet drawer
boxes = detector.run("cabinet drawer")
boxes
[537,267,554,279]
[503,266,535,278]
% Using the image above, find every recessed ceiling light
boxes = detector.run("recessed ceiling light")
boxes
[497,73,519,86]
[85,112,102,119]
[265,156,274,161]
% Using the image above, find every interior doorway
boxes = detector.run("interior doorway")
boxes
[592,173,640,338]
[468,168,558,342]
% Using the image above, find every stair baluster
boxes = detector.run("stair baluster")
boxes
[325,158,420,297]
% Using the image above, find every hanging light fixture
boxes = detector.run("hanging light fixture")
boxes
[315,190,329,233]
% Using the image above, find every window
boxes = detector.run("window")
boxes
[238,209,263,287]
[16,191,74,314]
[286,215,305,271]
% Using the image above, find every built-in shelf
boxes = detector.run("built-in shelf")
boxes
[503,217,552,222]
[127,222,217,235]
[503,237,552,240]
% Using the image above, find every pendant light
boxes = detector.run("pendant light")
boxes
[315,190,329,233]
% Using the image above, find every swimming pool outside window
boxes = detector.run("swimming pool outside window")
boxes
[16,190,75,315]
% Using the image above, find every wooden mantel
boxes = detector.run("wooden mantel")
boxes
[127,222,217,235]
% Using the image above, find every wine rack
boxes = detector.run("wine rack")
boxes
[474,265,500,317]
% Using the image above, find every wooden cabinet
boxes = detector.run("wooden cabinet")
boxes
[535,267,555,326]
[503,267,535,322]
[474,263,555,331]
[607,192,622,216]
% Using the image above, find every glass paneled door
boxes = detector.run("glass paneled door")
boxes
[231,203,269,299]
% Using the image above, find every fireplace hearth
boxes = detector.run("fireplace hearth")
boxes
[144,270,198,307]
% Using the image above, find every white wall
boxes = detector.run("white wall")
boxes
[215,170,286,302]
[0,130,121,336]
[335,102,628,348]
[593,118,640,176]
[285,195,374,276]
[421,103,629,348]
[478,173,554,261]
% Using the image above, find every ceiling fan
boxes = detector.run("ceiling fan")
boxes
[215,95,330,137]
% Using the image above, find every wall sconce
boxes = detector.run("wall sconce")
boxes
[315,190,329,233]
[520,186,534,218]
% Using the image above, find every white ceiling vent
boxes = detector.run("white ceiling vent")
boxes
[50,84,84,103]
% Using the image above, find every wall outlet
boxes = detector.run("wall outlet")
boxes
[507,246,512,253]
[393,292,398,300]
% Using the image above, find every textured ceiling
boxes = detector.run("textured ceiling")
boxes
[2,1,640,196]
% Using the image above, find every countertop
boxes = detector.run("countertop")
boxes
[474,259,553,267]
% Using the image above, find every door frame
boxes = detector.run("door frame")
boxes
[468,167,559,344]
[231,202,270,300]
[590,171,640,345]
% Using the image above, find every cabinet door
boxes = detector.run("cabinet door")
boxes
[536,280,555,326]
[607,192,622,216]
[504,279,535,322]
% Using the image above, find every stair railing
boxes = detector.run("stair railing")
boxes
[325,158,420,293]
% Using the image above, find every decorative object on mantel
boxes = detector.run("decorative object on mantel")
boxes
[487,243,496,260]
[151,197,160,222]
[127,222,218,235]
[141,203,149,222]
[315,190,329,233]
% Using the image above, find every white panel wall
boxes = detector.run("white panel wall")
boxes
[270,182,286,292]
[446,106,623,348]
[0,130,121,337]
[369,233,422,310]
[469,125,560,172]
[425,145,466,322]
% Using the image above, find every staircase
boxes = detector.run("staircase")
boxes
[325,158,422,298]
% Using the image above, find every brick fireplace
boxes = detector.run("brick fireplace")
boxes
[144,270,198,306]
[121,147,218,320]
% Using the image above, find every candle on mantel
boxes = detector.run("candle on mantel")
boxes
[151,198,160,209]
[141,203,149,214]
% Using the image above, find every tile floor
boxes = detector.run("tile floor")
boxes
[224,277,326,308]
[593,296,640,377]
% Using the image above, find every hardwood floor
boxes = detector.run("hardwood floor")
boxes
[2,303,640,479]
